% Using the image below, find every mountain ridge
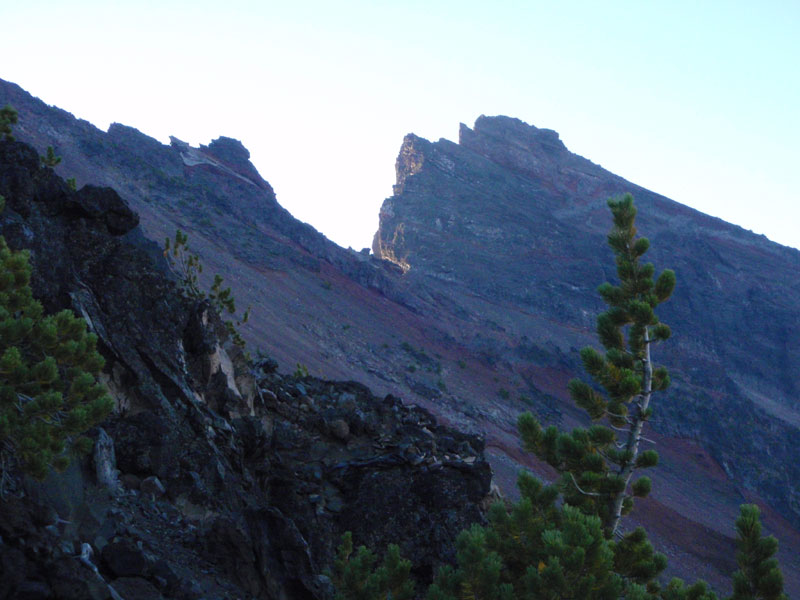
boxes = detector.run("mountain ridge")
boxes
[1,77,798,592]
[0,135,493,599]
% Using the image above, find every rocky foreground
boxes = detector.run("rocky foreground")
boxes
[0,139,491,600]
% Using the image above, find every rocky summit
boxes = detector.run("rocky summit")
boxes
[1,79,799,595]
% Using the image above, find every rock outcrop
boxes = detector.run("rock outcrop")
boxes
[373,117,800,590]
[0,139,491,600]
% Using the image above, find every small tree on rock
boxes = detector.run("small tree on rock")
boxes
[0,196,113,487]
[0,105,18,141]
[41,145,62,168]
[164,229,251,347]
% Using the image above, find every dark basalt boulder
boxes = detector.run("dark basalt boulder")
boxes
[101,539,148,577]
[67,184,140,235]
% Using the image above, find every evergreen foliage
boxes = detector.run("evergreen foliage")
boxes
[332,531,415,600]
[334,473,674,600]
[427,472,626,600]
[730,505,787,600]
[659,579,718,600]
[293,363,310,379]
[164,230,204,299]
[40,146,62,168]
[518,193,675,537]
[164,229,250,347]
[0,196,113,487]
[332,504,790,599]
[0,105,18,141]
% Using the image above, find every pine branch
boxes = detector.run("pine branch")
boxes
[605,410,633,425]
[568,472,603,497]
[608,422,632,432]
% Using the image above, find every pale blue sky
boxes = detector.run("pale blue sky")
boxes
[2,1,798,249]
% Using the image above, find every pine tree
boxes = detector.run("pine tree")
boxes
[164,229,250,347]
[40,145,62,168]
[0,195,113,487]
[730,505,787,600]
[0,105,18,141]
[164,229,204,300]
[518,193,675,537]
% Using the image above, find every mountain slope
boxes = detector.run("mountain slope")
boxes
[375,115,800,522]
[2,80,797,592]
[373,116,800,588]
[0,137,492,599]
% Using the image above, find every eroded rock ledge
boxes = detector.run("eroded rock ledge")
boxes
[0,139,492,600]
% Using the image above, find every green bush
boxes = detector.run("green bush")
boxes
[40,146,61,168]
[164,229,250,347]
[0,198,112,486]
[332,532,414,600]
[0,105,18,141]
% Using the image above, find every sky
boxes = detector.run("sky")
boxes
[2,1,798,250]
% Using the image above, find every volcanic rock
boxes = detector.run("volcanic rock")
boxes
[0,138,492,599]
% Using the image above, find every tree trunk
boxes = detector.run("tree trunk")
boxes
[607,327,652,537]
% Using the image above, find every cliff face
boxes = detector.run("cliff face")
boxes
[0,139,491,600]
[3,78,799,591]
[375,116,800,586]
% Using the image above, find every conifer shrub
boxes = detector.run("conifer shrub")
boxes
[332,531,415,600]
[731,505,787,600]
[0,196,113,487]
[164,229,250,347]
[334,502,788,599]
[0,105,18,141]
[40,145,61,168]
